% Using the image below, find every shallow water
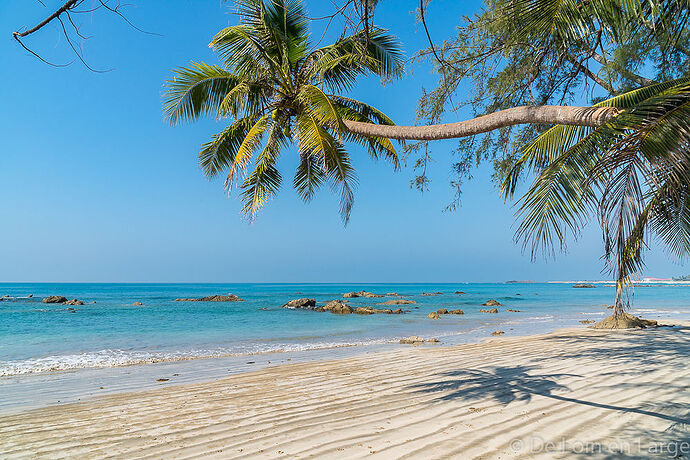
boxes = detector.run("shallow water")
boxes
[1,282,689,376]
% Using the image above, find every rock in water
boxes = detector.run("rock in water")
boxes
[449,309,465,315]
[63,299,84,306]
[573,283,596,288]
[437,308,448,314]
[455,291,466,295]
[322,300,353,314]
[482,299,502,307]
[132,302,143,306]
[491,331,505,336]
[175,294,244,302]
[506,309,521,312]
[354,307,374,315]
[579,319,595,324]
[399,336,439,345]
[42,296,68,304]
[343,290,383,298]
[427,312,440,320]
[591,313,659,329]
[479,308,499,313]
[379,299,416,305]
[281,298,317,309]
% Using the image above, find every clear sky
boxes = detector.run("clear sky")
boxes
[0,0,683,282]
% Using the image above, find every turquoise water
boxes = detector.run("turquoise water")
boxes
[1,283,689,376]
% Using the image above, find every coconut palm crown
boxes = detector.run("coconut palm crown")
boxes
[164,0,403,222]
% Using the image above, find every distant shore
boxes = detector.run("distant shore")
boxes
[3,320,688,459]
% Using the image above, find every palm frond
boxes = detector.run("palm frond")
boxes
[163,63,242,124]
[225,113,271,190]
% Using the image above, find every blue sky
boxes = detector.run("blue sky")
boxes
[0,0,683,282]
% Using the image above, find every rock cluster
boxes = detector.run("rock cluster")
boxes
[491,330,505,336]
[435,308,464,315]
[343,291,384,298]
[400,336,440,345]
[479,308,499,313]
[63,299,84,306]
[175,294,244,302]
[506,309,521,312]
[427,312,440,319]
[353,307,403,315]
[378,299,416,305]
[421,292,443,296]
[320,300,353,314]
[579,319,595,324]
[573,283,596,288]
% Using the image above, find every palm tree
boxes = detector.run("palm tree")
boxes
[495,0,690,326]
[164,0,403,222]
[502,78,690,325]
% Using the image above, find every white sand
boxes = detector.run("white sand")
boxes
[2,323,689,459]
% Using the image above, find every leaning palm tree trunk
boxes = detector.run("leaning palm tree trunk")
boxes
[341,106,622,140]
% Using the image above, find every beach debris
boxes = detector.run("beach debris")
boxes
[455,291,466,294]
[175,294,244,302]
[132,302,143,306]
[427,312,441,320]
[400,336,440,345]
[343,291,384,298]
[479,308,499,313]
[281,298,316,309]
[156,378,169,382]
[482,299,502,307]
[64,299,84,306]
[42,296,68,304]
[507,309,521,312]
[579,319,596,324]
[437,308,448,314]
[322,300,353,314]
[591,314,659,329]
[573,283,596,288]
[491,331,505,336]
[378,299,416,305]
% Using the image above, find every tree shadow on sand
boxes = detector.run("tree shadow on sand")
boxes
[410,365,690,425]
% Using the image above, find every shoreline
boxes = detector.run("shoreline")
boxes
[3,320,689,458]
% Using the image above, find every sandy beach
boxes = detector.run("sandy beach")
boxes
[2,322,689,459]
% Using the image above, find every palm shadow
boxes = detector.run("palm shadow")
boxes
[410,365,689,424]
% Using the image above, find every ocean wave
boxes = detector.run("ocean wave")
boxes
[0,340,391,377]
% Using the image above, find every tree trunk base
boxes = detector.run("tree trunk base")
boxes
[591,313,659,329]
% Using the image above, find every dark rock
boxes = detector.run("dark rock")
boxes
[573,283,596,288]
[479,308,499,313]
[422,292,443,296]
[449,309,465,315]
[42,296,67,304]
[175,294,244,302]
[455,291,466,295]
[437,308,448,314]
[282,298,317,309]
[507,309,521,312]
[482,300,502,307]
[354,307,374,315]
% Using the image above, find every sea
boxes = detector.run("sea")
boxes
[1,282,688,412]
